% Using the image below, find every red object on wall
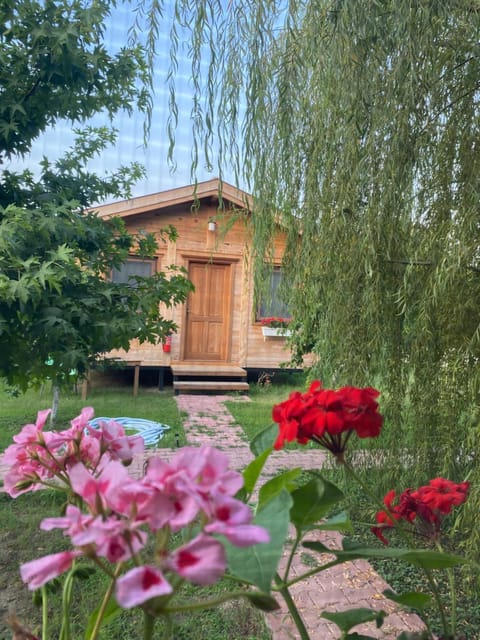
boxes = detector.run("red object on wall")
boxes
[163,334,172,353]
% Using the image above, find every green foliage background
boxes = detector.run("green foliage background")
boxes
[136,0,480,558]
[0,0,193,389]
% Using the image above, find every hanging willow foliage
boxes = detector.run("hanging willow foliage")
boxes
[135,0,480,553]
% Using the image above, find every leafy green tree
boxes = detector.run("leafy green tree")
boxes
[0,0,192,390]
[138,0,480,548]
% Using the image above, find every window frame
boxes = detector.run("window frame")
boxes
[110,256,158,286]
[255,266,291,323]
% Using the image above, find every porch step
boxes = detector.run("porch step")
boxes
[173,380,249,393]
[171,362,249,394]
[171,363,246,378]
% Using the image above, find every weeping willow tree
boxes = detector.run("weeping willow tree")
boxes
[137,0,480,548]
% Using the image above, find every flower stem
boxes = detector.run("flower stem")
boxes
[143,611,156,640]
[41,586,48,640]
[274,573,311,640]
[59,568,74,640]
[88,564,123,640]
[436,540,457,638]
[165,590,255,613]
[283,531,301,583]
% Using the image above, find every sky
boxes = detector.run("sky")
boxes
[5,2,230,201]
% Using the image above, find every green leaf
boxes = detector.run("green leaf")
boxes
[225,489,292,592]
[313,511,354,533]
[258,467,302,510]
[290,477,344,530]
[321,608,386,633]
[242,448,272,495]
[250,424,277,456]
[244,591,280,611]
[383,589,432,611]
[84,597,122,639]
[303,539,466,569]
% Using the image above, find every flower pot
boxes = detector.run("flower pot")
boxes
[262,327,292,338]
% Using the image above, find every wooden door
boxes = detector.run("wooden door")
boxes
[184,261,232,361]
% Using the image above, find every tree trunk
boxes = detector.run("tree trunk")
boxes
[50,383,60,425]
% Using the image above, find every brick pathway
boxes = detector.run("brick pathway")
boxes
[1,395,427,640]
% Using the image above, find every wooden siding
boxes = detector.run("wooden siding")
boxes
[96,180,313,371]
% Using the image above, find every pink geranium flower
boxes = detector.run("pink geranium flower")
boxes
[168,446,244,498]
[167,534,226,585]
[68,460,130,513]
[41,504,93,537]
[72,516,148,562]
[47,407,95,448]
[2,409,53,485]
[116,566,172,608]
[91,419,145,462]
[21,551,81,590]
[205,495,270,546]
[12,409,51,445]
[3,461,42,497]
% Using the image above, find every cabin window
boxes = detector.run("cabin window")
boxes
[257,267,290,320]
[111,258,156,285]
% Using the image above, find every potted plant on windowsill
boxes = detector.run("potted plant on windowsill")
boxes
[260,317,292,338]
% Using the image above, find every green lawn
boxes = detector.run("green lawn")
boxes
[0,492,271,640]
[0,383,187,451]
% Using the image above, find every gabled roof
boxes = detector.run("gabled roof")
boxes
[93,178,252,219]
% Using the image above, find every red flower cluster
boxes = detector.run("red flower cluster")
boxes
[272,380,383,457]
[260,316,291,328]
[372,478,470,544]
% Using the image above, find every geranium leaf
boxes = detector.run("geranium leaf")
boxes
[242,448,272,495]
[313,511,354,533]
[321,608,386,632]
[225,489,292,592]
[303,539,466,569]
[290,477,344,530]
[383,589,432,610]
[85,597,121,639]
[244,591,281,611]
[250,424,277,456]
[258,468,302,510]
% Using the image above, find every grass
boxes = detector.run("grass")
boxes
[0,490,271,640]
[0,383,187,451]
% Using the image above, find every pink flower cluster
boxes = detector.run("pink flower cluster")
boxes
[2,407,144,497]
[4,410,269,610]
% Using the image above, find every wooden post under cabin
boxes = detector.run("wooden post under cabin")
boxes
[133,364,140,398]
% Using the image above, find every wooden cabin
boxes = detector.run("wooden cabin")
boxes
[93,178,307,394]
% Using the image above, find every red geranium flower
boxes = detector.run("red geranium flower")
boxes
[414,478,470,514]
[272,380,383,458]
[372,478,470,545]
